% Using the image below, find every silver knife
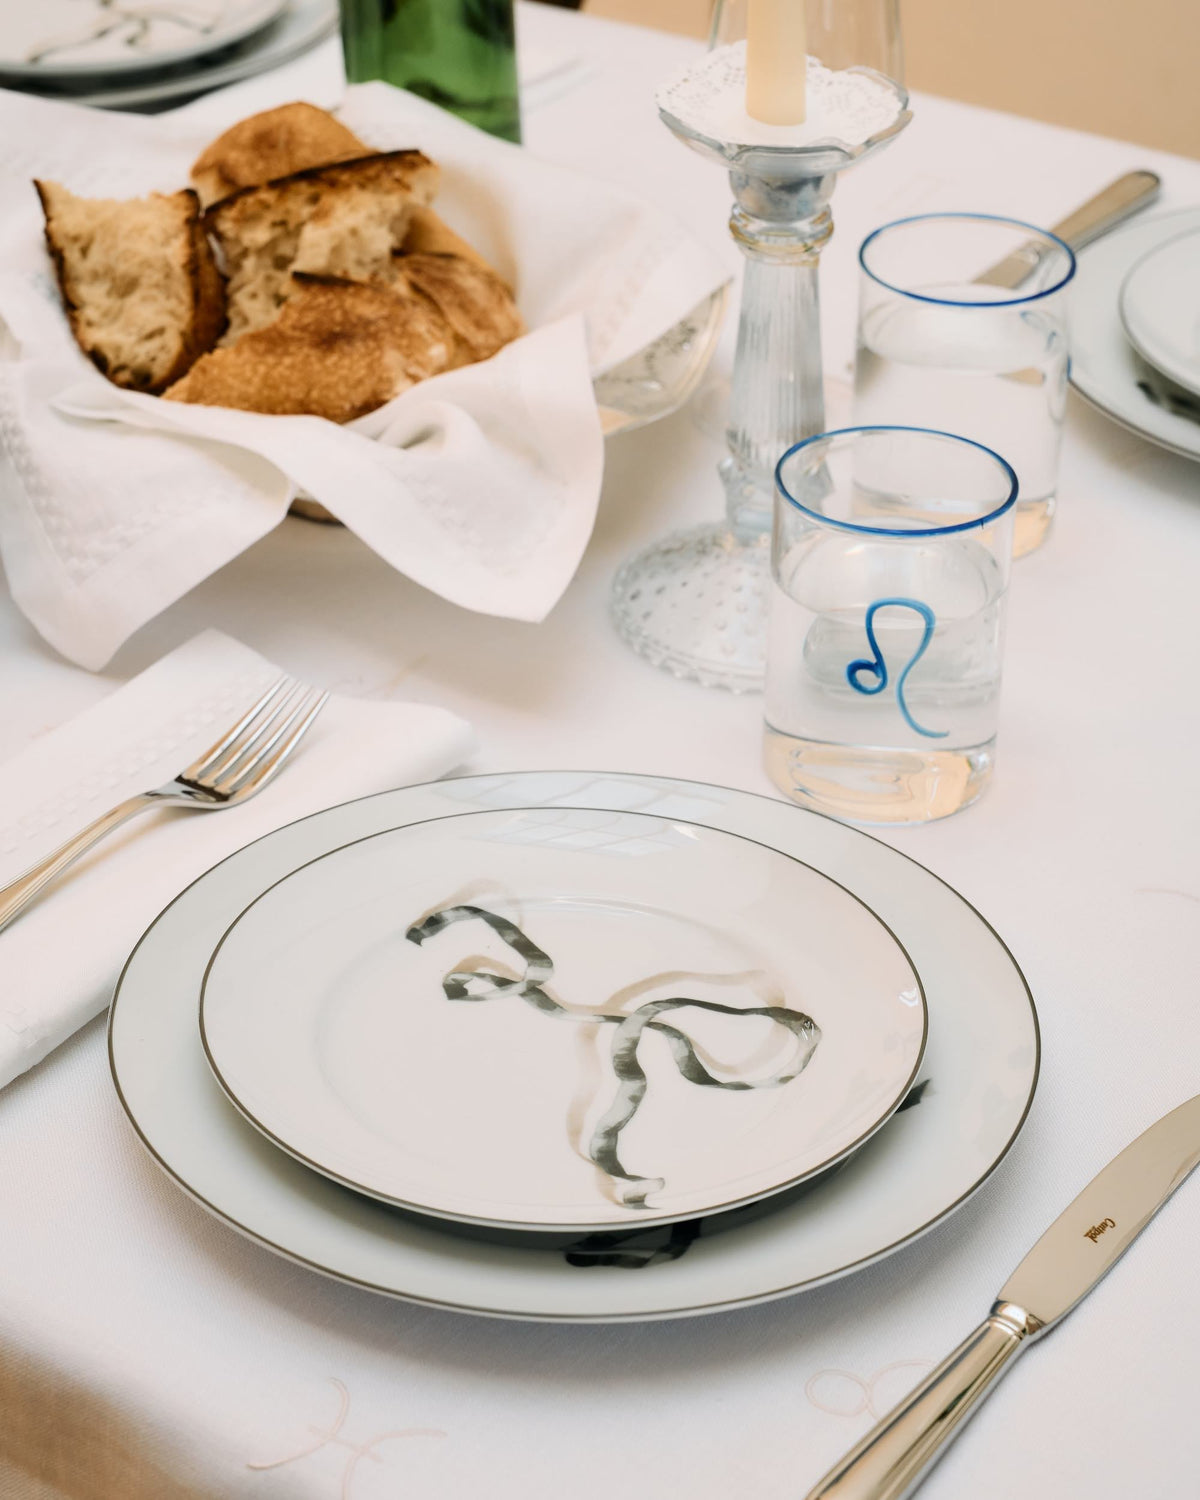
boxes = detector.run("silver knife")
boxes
[805,1092,1200,1500]
[976,169,1161,289]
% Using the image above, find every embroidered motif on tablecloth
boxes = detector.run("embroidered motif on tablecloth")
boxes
[247,1378,446,1500]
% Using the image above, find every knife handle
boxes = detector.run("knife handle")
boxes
[804,1301,1042,1500]
[1049,169,1161,251]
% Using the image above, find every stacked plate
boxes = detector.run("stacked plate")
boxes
[110,771,1039,1321]
[1071,206,1200,461]
[0,0,337,112]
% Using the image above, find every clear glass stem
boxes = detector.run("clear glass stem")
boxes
[721,174,835,541]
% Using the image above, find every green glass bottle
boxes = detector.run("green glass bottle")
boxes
[340,0,522,144]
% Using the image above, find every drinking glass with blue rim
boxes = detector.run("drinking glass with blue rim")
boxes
[765,426,1017,824]
[853,213,1073,559]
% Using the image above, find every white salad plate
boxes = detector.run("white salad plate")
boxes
[1070,207,1200,462]
[200,807,927,1232]
[13,0,337,110]
[110,773,1039,1322]
[1119,227,1200,400]
[0,0,287,80]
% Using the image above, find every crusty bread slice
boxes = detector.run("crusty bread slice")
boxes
[163,276,452,423]
[36,180,224,394]
[395,251,523,366]
[206,152,439,344]
[401,204,495,273]
[190,102,369,207]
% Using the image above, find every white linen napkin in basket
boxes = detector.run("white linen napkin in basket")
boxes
[0,81,729,669]
[0,629,474,1089]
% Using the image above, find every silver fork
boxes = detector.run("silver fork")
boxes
[0,676,329,933]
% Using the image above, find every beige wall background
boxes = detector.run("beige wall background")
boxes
[582,0,1200,158]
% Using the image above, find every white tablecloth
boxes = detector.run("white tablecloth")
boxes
[2,7,1200,1498]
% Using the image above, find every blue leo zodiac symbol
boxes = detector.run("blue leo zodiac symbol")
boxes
[846,597,948,740]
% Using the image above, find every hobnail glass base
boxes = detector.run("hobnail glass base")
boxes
[610,522,771,693]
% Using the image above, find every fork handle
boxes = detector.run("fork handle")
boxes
[0,794,156,932]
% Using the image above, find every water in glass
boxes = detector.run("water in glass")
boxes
[765,527,1007,822]
[854,290,1068,558]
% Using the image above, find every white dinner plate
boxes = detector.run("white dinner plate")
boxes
[1119,228,1200,399]
[0,0,287,81]
[200,807,926,1231]
[1070,207,1200,462]
[111,772,1038,1321]
[12,0,336,110]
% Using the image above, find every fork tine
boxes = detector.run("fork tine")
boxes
[183,676,291,783]
[199,680,306,788]
[216,688,329,799]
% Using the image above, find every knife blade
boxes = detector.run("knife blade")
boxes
[1000,1092,1200,1328]
[806,1092,1200,1500]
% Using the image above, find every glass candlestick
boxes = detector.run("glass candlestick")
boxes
[611,18,909,693]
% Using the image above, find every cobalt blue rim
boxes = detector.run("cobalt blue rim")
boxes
[774,425,1020,538]
[858,212,1077,307]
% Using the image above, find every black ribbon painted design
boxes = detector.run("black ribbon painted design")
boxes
[562,1219,702,1269]
[557,1074,933,1270]
[405,904,822,1210]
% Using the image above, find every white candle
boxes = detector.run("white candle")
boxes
[745,0,807,126]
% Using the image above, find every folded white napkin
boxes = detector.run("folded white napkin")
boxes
[0,629,474,1089]
[0,80,729,669]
